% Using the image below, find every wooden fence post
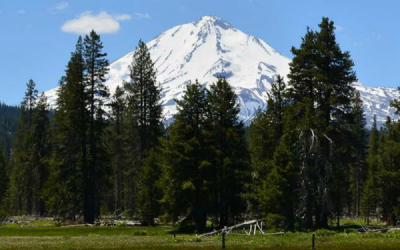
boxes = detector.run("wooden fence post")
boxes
[312,232,315,250]
[222,231,226,249]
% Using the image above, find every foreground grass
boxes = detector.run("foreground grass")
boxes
[1,222,400,249]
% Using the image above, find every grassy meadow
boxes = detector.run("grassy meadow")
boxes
[0,218,400,249]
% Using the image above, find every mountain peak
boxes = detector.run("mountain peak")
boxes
[197,15,221,21]
[194,15,234,30]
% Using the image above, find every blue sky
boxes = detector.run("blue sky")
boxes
[0,0,399,105]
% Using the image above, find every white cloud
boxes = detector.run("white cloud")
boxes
[134,12,150,19]
[115,14,131,21]
[55,2,69,10]
[61,11,131,34]
[16,9,26,14]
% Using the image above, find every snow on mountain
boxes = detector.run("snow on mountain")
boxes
[354,82,399,127]
[46,16,399,128]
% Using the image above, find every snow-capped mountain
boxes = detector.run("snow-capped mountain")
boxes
[106,15,291,124]
[46,16,399,127]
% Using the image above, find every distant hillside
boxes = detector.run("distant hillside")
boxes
[0,103,22,160]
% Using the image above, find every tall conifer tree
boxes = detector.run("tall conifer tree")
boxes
[248,75,287,214]
[83,30,110,223]
[9,81,50,216]
[207,77,249,227]
[161,80,211,231]
[9,80,38,214]
[349,92,367,216]
[108,86,128,216]
[124,39,163,220]
[287,17,357,228]
[31,93,50,216]
[360,116,379,224]
[46,38,87,219]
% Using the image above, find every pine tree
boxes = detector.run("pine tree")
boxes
[207,77,249,227]
[83,30,110,223]
[286,27,319,229]
[248,75,287,214]
[125,39,163,161]
[349,92,368,217]
[107,86,128,216]
[360,115,379,223]
[287,17,357,228]
[31,93,50,216]
[22,79,39,126]
[46,38,87,219]
[9,80,39,214]
[8,81,50,216]
[161,80,211,231]
[124,39,163,219]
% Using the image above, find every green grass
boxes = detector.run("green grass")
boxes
[1,221,400,249]
[0,224,169,237]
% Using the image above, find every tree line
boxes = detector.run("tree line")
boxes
[1,18,400,231]
[0,103,22,160]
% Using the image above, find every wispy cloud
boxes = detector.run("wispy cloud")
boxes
[16,9,26,14]
[115,14,131,21]
[134,12,150,19]
[61,11,131,34]
[49,2,69,14]
[55,2,69,10]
